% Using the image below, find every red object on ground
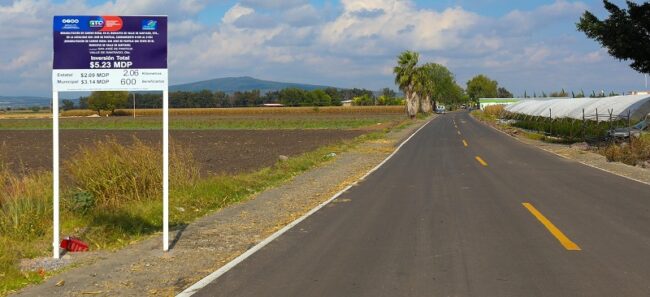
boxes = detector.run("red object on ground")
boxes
[59,237,89,252]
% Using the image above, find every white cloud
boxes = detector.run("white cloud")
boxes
[320,1,480,56]
[499,0,588,35]
[0,48,46,71]
[0,0,643,96]
[283,4,321,27]
[222,4,254,24]
[239,0,307,9]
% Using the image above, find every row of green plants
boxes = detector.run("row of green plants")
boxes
[481,103,624,141]
[504,114,624,142]
[474,106,650,167]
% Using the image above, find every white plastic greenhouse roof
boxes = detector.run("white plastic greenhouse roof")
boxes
[504,95,650,122]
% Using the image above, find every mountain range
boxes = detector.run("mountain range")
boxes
[0,95,51,108]
[1,77,345,107]
[170,76,335,93]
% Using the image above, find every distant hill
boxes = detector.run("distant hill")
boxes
[0,96,51,108]
[2,77,398,108]
[170,76,335,93]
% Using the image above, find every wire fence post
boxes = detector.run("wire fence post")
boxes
[582,108,586,142]
[609,109,613,133]
[549,108,552,136]
[628,109,632,146]
[133,93,136,119]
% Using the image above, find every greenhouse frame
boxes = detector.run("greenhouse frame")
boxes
[504,95,650,122]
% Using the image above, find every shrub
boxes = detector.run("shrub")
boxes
[111,109,131,116]
[68,190,95,214]
[64,137,199,209]
[483,105,505,117]
[601,136,650,166]
[0,166,52,239]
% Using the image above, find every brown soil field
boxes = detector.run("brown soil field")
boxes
[0,129,364,176]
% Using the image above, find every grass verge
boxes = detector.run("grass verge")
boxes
[0,118,415,295]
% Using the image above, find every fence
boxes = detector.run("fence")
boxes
[500,108,638,143]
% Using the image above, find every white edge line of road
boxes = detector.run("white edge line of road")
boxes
[469,114,650,187]
[176,117,435,297]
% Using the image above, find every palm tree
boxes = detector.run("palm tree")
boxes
[414,65,434,114]
[394,51,420,118]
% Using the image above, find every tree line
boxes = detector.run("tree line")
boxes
[520,89,623,98]
[61,87,405,113]
[393,51,513,118]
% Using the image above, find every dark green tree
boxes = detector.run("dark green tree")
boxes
[550,89,568,97]
[352,94,374,106]
[324,87,342,106]
[466,74,498,103]
[497,87,513,98]
[88,91,128,115]
[78,96,89,109]
[62,99,75,110]
[577,1,650,74]
[381,88,397,98]
[307,89,332,106]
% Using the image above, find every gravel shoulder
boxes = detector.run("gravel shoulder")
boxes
[470,114,650,185]
[12,117,432,297]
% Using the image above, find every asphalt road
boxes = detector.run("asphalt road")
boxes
[191,111,650,297]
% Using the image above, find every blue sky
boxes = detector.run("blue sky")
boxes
[0,0,647,96]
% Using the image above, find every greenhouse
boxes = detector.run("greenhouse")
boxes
[505,95,650,122]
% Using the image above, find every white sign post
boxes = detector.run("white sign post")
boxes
[52,15,169,258]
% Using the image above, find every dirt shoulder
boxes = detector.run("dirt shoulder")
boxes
[12,117,432,297]
[470,113,650,185]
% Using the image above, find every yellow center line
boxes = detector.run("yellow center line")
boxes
[475,156,488,166]
[457,131,461,136]
[522,203,581,251]
[462,140,468,147]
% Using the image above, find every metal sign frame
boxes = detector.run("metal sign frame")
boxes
[52,15,169,258]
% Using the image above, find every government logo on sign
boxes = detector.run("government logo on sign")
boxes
[142,20,157,30]
[89,18,104,28]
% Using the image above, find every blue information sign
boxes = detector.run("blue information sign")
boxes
[52,15,167,91]
[51,15,170,258]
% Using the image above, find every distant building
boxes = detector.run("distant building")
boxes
[478,98,521,110]
[262,103,284,107]
[630,91,650,95]
[341,100,353,107]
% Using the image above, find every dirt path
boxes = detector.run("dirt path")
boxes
[12,118,431,297]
